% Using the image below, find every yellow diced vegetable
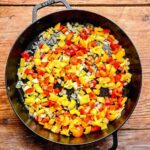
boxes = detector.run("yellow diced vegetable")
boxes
[97,97,105,103]
[93,89,100,95]
[51,124,61,133]
[34,84,43,93]
[49,119,55,125]
[86,88,92,93]
[68,99,76,110]
[79,95,90,105]
[61,129,70,136]
[54,23,61,31]
[34,59,41,66]
[37,109,45,115]
[70,109,80,116]
[84,126,91,134]
[42,44,50,53]
[20,58,25,67]
[49,93,58,101]
[24,96,35,105]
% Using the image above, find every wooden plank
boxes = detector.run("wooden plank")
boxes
[0,125,149,150]
[0,0,150,5]
[0,6,150,130]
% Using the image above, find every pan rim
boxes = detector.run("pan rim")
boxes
[5,8,142,146]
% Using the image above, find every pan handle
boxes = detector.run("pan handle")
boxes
[108,131,118,150]
[32,0,72,23]
[74,132,118,150]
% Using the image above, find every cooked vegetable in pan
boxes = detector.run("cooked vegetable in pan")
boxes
[17,22,132,137]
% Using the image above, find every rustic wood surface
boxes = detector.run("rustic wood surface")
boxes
[0,1,150,150]
[0,0,150,5]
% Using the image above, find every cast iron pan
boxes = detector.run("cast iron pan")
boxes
[5,0,142,149]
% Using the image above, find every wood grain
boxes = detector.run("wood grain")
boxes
[0,5,150,149]
[0,0,150,5]
[0,125,149,150]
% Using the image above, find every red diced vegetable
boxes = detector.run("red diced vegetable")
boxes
[25,87,34,94]
[54,88,60,94]
[21,51,30,60]
[91,126,101,132]
[24,69,34,75]
[66,40,72,45]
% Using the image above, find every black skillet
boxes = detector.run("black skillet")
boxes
[5,0,142,149]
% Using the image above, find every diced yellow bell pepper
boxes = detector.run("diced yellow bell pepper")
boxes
[49,119,55,125]
[26,75,33,81]
[43,32,51,40]
[34,49,40,59]
[70,109,80,116]
[34,84,43,93]
[109,66,116,75]
[62,116,70,126]
[86,88,92,93]
[99,122,107,130]
[106,64,112,71]
[54,23,61,31]
[97,97,105,103]
[84,126,91,134]
[61,129,70,136]
[24,96,35,105]
[95,84,101,89]
[93,89,100,95]
[44,123,52,130]
[37,109,45,115]
[91,108,97,115]
[51,124,61,133]
[64,80,73,89]
[34,59,41,66]
[20,58,25,67]
[62,99,70,107]
[68,99,76,110]
[29,107,34,113]
[95,35,105,42]
[79,95,90,105]
[58,40,65,48]
[49,93,58,101]
[115,49,125,61]
[42,44,50,53]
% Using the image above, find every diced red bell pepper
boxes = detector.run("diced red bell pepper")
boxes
[113,61,120,69]
[110,43,120,51]
[64,49,76,56]
[38,69,45,76]
[66,40,72,45]
[107,57,114,63]
[79,32,88,40]
[89,92,96,99]
[25,87,34,94]
[114,75,121,82]
[43,90,50,96]
[39,43,43,49]
[44,77,49,85]
[91,126,101,132]
[103,29,110,34]
[105,98,111,105]
[54,88,60,94]
[21,51,30,60]
[24,69,34,75]
[80,108,85,115]
[42,117,49,123]
[48,100,55,106]
[90,80,97,88]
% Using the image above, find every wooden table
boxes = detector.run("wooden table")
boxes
[0,0,150,149]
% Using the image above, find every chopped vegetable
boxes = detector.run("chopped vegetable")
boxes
[17,22,132,138]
